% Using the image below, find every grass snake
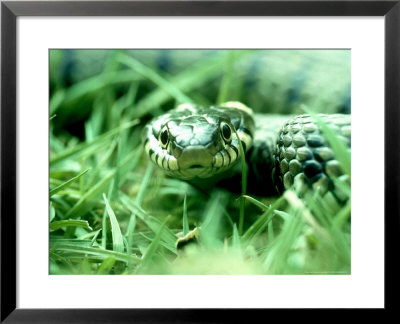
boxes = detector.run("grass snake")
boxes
[144,102,351,201]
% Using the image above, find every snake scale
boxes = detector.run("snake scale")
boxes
[144,101,351,201]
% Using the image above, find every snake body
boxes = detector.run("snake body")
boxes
[144,102,351,199]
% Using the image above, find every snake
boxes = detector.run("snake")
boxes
[143,101,351,200]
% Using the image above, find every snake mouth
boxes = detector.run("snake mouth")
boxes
[177,146,213,170]
[189,164,204,169]
[174,146,216,178]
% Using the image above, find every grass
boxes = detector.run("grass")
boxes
[49,49,351,275]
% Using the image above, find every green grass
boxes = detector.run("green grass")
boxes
[49,49,351,275]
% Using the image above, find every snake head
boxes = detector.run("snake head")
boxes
[144,103,254,179]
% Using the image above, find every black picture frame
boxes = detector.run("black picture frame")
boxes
[1,0,399,322]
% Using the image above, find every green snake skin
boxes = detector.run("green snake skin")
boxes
[144,102,351,199]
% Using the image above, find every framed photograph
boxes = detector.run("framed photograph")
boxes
[1,0,398,321]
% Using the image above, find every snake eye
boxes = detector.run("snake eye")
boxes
[220,122,232,142]
[159,127,169,148]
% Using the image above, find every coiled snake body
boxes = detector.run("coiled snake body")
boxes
[144,102,351,200]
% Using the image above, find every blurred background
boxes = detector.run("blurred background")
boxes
[50,49,350,138]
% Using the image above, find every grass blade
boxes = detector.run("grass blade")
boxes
[117,53,193,104]
[217,51,236,104]
[302,106,351,177]
[242,196,285,242]
[50,244,140,264]
[131,50,256,118]
[333,201,352,227]
[49,219,93,232]
[50,169,90,196]
[64,149,139,218]
[138,216,170,270]
[50,120,138,165]
[97,257,116,274]
[200,191,228,248]
[126,163,154,269]
[232,127,248,235]
[182,194,189,236]
[103,193,124,253]
[50,70,143,115]
[50,203,56,222]
[242,195,270,211]
[232,223,241,249]
[120,194,177,254]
